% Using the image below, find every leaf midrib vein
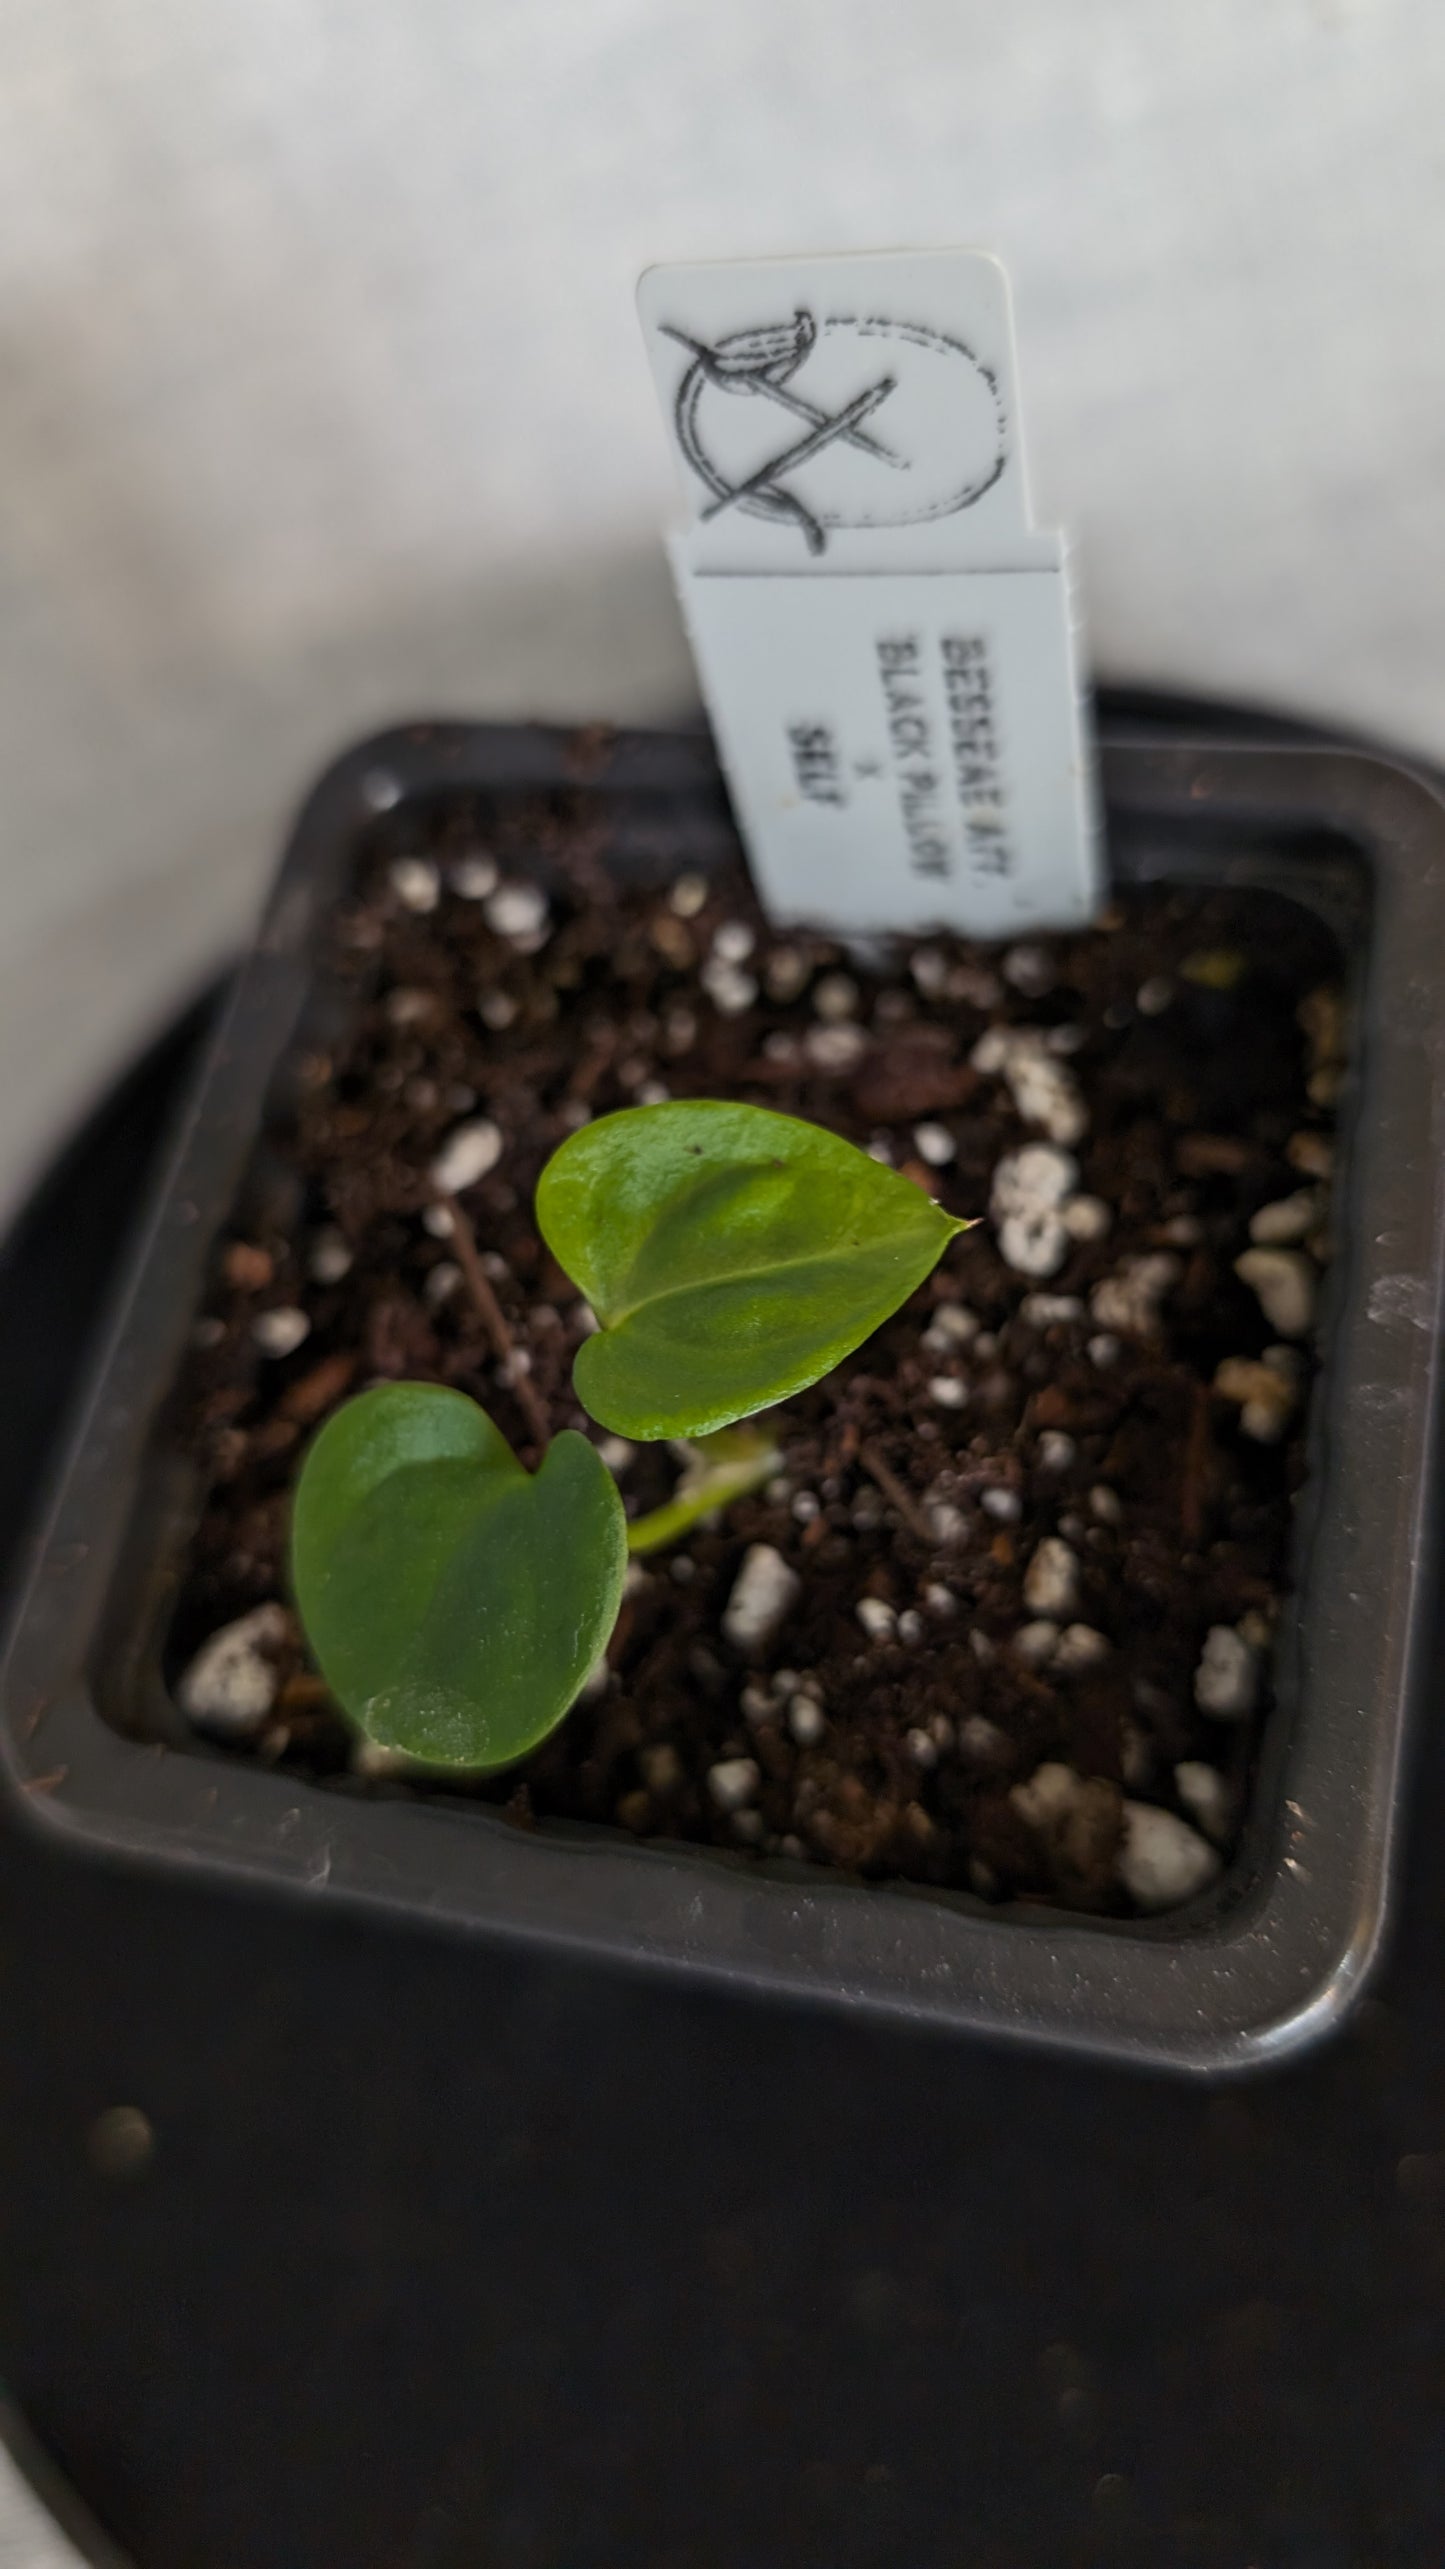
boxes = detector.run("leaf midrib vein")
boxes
[601,1224,951,1329]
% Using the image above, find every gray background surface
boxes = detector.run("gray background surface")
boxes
[0,0,1442,1221]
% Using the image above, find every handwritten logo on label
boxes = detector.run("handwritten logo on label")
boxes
[662,308,1008,555]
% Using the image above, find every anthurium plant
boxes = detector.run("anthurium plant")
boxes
[291,1100,967,1769]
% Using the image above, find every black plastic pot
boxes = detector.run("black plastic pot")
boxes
[3,722,1444,2074]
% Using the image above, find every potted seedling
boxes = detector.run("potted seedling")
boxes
[290,1101,965,1770]
[4,722,1445,2072]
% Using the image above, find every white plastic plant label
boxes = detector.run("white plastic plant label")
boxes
[637,250,1101,937]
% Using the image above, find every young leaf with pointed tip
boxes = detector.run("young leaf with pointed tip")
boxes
[291,1381,626,1768]
[536,1099,968,1440]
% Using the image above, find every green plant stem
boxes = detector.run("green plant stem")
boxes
[625,1424,782,1556]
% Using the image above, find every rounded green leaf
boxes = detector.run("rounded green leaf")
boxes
[536,1100,968,1439]
[291,1382,626,1768]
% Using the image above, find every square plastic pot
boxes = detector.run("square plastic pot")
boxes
[4,722,1444,2075]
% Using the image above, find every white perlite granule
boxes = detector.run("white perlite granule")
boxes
[179,1604,291,1737]
[721,1546,800,1653]
[1194,1624,1259,1720]
[971,1025,1087,1146]
[429,1118,503,1195]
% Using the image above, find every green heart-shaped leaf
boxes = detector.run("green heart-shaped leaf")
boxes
[291,1382,626,1768]
[536,1100,968,1440]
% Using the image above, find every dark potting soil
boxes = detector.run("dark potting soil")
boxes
[164,791,1342,1916]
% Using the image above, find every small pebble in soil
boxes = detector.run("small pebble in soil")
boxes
[1015,1620,1060,1666]
[960,1714,1009,1761]
[805,1022,866,1073]
[1249,1188,1322,1246]
[906,1727,937,1767]
[972,1025,1086,1146]
[929,1500,968,1545]
[929,1376,967,1409]
[670,872,708,917]
[990,1143,1081,1278]
[1089,1485,1123,1525]
[1019,1293,1084,1328]
[352,1738,413,1778]
[1088,1333,1121,1368]
[855,1597,897,1641]
[386,987,434,1028]
[913,1122,955,1166]
[1063,1194,1111,1242]
[980,1487,1021,1523]
[1002,942,1054,996]
[429,1117,503,1195]
[791,1491,820,1524]
[812,971,858,1021]
[388,857,440,913]
[178,1603,292,1736]
[866,1134,893,1164]
[449,852,498,899]
[1194,1624,1259,1720]
[1214,1350,1301,1443]
[1090,1254,1180,1340]
[707,1757,760,1812]
[910,947,947,998]
[478,990,517,1030]
[721,1544,800,1654]
[1037,1430,1077,1472]
[712,920,755,964]
[1117,1801,1221,1911]
[923,1582,957,1615]
[308,1227,353,1284]
[423,1260,461,1306]
[789,1694,826,1746]
[1174,1759,1234,1844]
[1010,1761,1080,1826]
[1136,974,1174,1016]
[1235,1246,1316,1338]
[599,1436,634,1472]
[1289,1129,1334,1179]
[922,1301,978,1352]
[191,1315,225,1351]
[485,880,549,944]
[701,958,758,1016]
[1023,1537,1081,1619]
[1053,1623,1111,1673]
[670,1557,695,1584]
[252,1307,310,1359]
[897,1609,926,1644]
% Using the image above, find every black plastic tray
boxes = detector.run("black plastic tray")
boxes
[4,723,1444,2074]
